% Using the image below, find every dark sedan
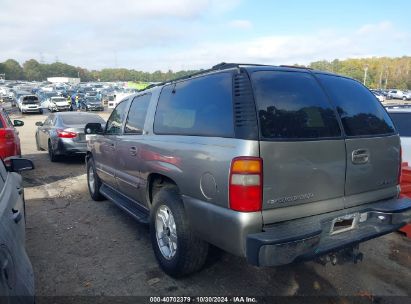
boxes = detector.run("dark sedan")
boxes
[80,97,104,111]
[35,112,105,162]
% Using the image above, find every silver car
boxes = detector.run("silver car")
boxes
[0,158,35,302]
[35,112,105,162]
[85,63,411,277]
[387,89,411,100]
[386,106,411,164]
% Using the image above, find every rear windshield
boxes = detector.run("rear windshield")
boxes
[388,112,411,137]
[316,74,395,137]
[60,114,105,125]
[251,71,341,139]
[86,98,99,103]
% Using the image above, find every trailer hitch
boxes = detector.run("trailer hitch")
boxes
[316,245,364,266]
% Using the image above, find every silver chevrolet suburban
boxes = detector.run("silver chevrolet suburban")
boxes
[84,63,411,277]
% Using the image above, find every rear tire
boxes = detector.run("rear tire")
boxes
[48,140,58,162]
[87,157,105,201]
[150,186,208,277]
[35,134,42,151]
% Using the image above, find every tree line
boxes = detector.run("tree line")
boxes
[1,56,410,89]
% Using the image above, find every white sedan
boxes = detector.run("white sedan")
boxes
[387,107,411,164]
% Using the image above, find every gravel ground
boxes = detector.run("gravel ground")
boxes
[10,110,411,302]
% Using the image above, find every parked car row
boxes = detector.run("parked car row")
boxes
[0,80,137,113]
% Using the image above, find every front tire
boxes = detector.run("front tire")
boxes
[150,186,208,277]
[87,157,105,201]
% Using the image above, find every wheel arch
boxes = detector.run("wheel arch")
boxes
[146,173,180,208]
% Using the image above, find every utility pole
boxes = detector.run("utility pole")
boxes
[385,70,389,90]
[363,65,369,86]
[379,69,383,89]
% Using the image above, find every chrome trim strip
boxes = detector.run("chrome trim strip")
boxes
[96,167,115,178]
[116,176,137,188]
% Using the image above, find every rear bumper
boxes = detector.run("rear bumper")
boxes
[56,139,87,155]
[22,107,41,113]
[52,106,70,111]
[246,197,411,266]
[86,105,104,111]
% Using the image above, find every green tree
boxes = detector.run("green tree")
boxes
[23,59,42,81]
[2,59,24,80]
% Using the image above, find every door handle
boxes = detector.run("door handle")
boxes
[352,149,369,164]
[129,146,137,156]
[12,208,22,223]
[16,187,23,195]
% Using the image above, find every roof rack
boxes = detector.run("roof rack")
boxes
[279,65,312,70]
[140,62,275,92]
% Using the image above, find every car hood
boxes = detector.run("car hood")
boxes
[53,101,69,106]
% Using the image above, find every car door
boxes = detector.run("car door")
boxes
[0,160,34,299]
[316,74,399,208]
[2,111,21,156]
[38,115,53,149]
[94,100,129,188]
[115,93,151,206]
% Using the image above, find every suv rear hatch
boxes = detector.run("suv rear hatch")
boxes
[316,74,399,208]
[248,69,400,224]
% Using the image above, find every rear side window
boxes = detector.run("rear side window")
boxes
[124,93,151,134]
[154,73,233,137]
[105,101,128,134]
[316,74,395,137]
[388,113,411,137]
[0,115,5,129]
[2,112,12,128]
[61,114,104,125]
[251,71,341,139]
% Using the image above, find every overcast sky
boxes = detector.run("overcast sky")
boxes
[1,0,410,72]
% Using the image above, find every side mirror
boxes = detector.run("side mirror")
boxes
[7,158,34,172]
[85,122,103,135]
[35,121,43,126]
[13,120,24,127]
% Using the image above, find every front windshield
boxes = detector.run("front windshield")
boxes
[22,96,39,104]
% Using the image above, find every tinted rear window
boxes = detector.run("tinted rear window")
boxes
[125,93,151,134]
[388,112,411,136]
[316,74,395,137]
[154,73,233,137]
[251,71,341,139]
[60,114,104,125]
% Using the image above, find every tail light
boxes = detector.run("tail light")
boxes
[229,157,263,212]
[398,146,403,184]
[0,129,15,139]
[57,129,77,138]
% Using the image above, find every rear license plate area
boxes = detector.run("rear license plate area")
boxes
[330,213,359,235]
